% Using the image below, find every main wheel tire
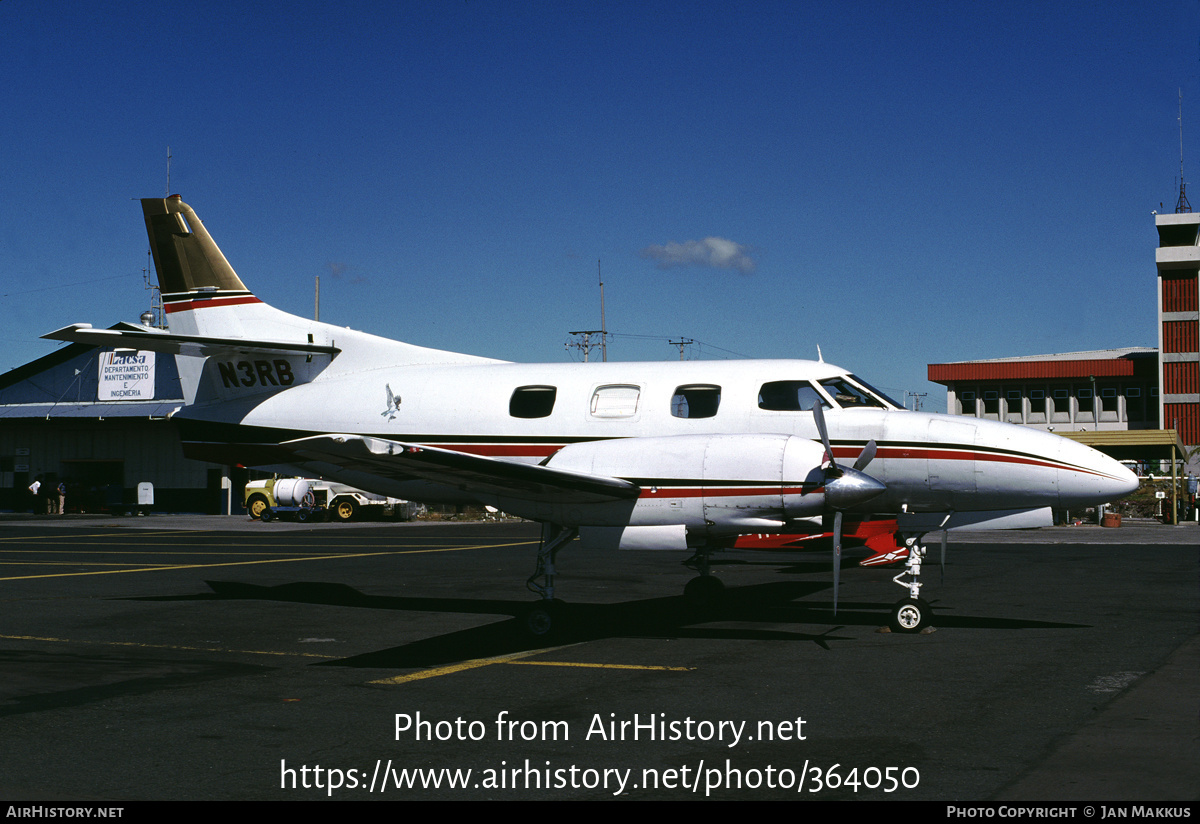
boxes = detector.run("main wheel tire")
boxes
[522,600,565,638]
[890,597,931,633]
[683,575,726,611]
[247,494,270,520]
[332,498,357,522]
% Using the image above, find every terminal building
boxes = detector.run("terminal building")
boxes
[1153,210,1200,447]
[929,203,1198,475]
[927,347,1159,432]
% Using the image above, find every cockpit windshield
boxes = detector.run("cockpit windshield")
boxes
[818,376,896,409]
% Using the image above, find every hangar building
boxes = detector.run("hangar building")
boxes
[0,337,238,513]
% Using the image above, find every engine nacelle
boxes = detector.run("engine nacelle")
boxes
[541,433,831,536]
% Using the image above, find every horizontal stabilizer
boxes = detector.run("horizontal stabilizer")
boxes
[283,435,640,505]
[42,323,341,359]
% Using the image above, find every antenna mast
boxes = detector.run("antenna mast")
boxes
[598,259,607,362]
[166,146,172,197]
[1177,89,1192,213]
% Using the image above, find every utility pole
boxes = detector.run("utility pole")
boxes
[669,338,694,360]
[566,330,606,362]
[905,391,927,412]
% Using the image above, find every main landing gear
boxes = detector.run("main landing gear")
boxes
[523,524,578,637]
[683,546,725,612]
[888,535,934,633]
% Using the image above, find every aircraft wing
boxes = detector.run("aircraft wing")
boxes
[282,434,640,505]
[42,323,341,358]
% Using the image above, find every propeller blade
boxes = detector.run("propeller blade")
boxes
[810,401,840,476]
[852,439,877,472]
[940,529,947,585]
[832,510,843,616]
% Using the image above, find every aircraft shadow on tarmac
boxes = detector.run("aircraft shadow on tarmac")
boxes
[129,568,1090,668]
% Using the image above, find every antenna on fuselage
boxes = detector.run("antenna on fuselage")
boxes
[816,345,824,362]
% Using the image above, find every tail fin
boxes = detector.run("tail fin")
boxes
[142,196,267,336]
[45,195,502,394]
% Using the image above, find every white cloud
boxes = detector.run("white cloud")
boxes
[641,237,755,274]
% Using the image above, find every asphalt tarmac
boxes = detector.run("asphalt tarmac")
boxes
[0,516,1195,801]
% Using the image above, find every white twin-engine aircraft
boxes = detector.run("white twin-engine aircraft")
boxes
[46,196,1139,634]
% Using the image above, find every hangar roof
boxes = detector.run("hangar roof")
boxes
[0,338,184,420]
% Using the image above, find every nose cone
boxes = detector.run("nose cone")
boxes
[1055,439,1140,508]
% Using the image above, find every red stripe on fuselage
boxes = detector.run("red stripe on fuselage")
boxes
[163,295,263,313]
[830,444,1117,479]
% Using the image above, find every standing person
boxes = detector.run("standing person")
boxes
[58,481,67,515]
[28,478,41,514]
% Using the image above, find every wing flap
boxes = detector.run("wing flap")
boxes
[42,323,341,358]
[283,435,640,504]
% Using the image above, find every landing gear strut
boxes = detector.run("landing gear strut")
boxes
[522,524,578,637]
[889,536,931,633]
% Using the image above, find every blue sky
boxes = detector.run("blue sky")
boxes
[3,1,1198,411]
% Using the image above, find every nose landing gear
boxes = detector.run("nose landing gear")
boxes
[889,537,932,633]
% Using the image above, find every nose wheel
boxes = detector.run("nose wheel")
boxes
[890,597,931,633]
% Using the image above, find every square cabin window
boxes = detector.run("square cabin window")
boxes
[671,385,721,418]
[509,386,557,419]
[590,385,641,418]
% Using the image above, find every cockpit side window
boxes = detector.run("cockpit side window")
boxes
[818,377,887,409]
[671,384,721,418]
[757,380,829,411]
[509,385,557,418]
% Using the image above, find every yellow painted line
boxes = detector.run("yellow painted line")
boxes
[0,634,336,659]
[505,660,694,671]
[0,562,199,567]
[0,540,538,581]
[0,550,393,581]
[370,647,577,684]
[0,540,537,552]
[0,549,385,556]
[0,531,198,541]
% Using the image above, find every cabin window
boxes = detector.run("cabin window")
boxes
[590,384,641,418]
[509,385,557,418]
[671,384,721,418]
[819,377,888,409]
[757,380,828,411]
